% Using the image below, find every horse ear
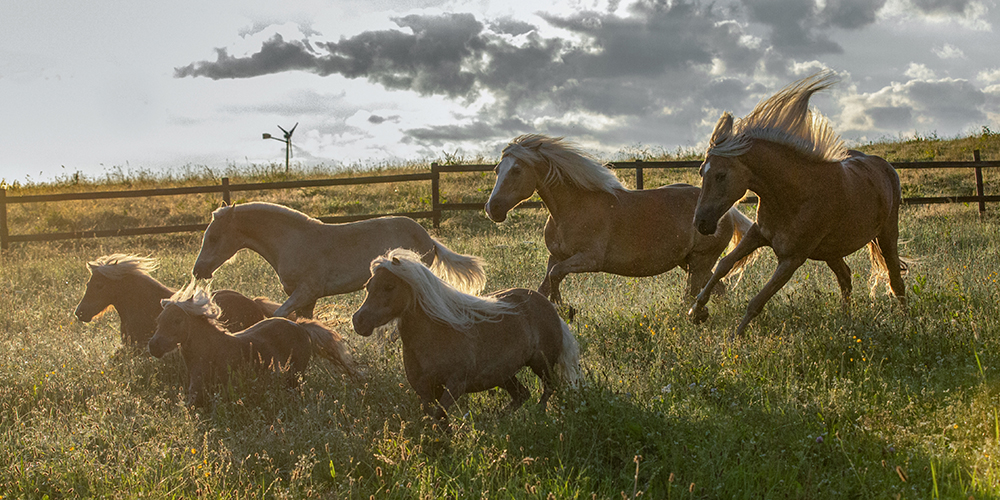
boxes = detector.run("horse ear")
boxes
[710,112,734,147]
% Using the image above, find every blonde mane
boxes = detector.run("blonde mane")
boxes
[708,71,848,162]
[87,254,158,280]
[504,134,624,193]
[371,248,513,333]
[161,281,221,321]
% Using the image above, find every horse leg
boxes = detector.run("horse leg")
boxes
[543,252,600,305]
[732,255,808,340]
[826,257,853,308]
[689,225,768,324]
[537,254,560,301]
[876,223,907,305]
[273,288,316,318]
[498,376,530,414]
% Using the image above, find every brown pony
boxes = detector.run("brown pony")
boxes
[485,134,755,304]
[352,249,582,427]
[191,202,487,319]
[688,71,907,338]
[74,254,285,347]
[149,284,363,407]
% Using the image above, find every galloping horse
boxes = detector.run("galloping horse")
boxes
[688,71,907,338]
[75,254,283,347]
[150,284,363,407]
[352,249,582,427]
[191,202,487,319]
[485,134,756,304]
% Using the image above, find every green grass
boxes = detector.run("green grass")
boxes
[2,133,1000,498]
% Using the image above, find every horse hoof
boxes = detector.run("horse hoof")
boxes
[688,305,709,324]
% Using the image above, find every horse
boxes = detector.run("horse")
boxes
[191,202,487,319]
[74,254,286,347]
[687,71,907,339]
[484,134,756,305]
[352,248,582,427]
[149,283,363,407]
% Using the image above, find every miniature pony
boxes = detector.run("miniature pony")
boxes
[352,249,582,427]
[149,283,363,406]
[74,254,285,347]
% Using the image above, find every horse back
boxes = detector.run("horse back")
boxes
[212,289,269,332]
[476,288,566,371]
[234,318,312,370]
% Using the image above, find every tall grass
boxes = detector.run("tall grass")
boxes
[2,134,1000,498]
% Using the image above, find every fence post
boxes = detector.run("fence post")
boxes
[431,163,441,228]
[635,159,644,190]
[221,177,231,206]
[974,150,985,217]
[0,187,7,250]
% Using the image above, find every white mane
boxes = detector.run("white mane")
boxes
[161,281,221,321]
[708,71,848,162]
[214,202,322,225]
[87,254,158,280]
[371,248,513,332]
[504,134,625,193]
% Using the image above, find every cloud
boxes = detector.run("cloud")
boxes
[741,0,888,56]
[910,0,974,14]
[839,77,992,135]
[932,42,966,59]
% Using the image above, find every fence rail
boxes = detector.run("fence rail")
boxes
[1,151,997,249]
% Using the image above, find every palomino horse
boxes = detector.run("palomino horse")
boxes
[192,202,486,319]
[484,134,756,305]
[688,71,907,338]
[75,254,284,347]
[149,284,363,407]
[352,249,582,427]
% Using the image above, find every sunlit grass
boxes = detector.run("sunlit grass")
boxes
[2,134,1000,498]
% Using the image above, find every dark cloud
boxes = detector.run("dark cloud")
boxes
[910,0,972,14]
[866,106,913,129]
[742,0,887,56]
[367,114,400,124]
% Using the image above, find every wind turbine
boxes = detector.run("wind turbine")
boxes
[262,122,298,174]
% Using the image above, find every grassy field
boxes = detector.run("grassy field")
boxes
[2,132,1000,498]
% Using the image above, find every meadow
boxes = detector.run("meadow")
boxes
[1,131,1000,498]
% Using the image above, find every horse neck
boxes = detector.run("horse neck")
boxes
[115,274,174,338]
[741,141,815,205]
[233,208,311,269]
[532,165,612,222]
[178,316,233,358]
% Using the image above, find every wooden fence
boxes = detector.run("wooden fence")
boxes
[1,151,997,250]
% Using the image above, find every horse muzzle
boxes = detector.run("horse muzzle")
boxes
[191,261,215,280]
[74,305,93,322]
[147,336,176,358]
[484,201,508,223]
[351,311,375,337]
[694,215,719,236]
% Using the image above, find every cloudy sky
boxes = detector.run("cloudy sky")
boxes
[2,0,999,183]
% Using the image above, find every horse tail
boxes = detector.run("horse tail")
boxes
[253,297,297,320]
[866,239,909,296]
[555,320,584,388]
[429,240,487,295]
[296,319,365,380]
[723,206,760,281]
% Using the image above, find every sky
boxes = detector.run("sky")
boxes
[1,0,999,183]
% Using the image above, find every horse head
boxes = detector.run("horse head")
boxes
[192,205,241,279]
[353,266,412,337]
[694,113,753,235]
[75,267,113,322]
[485,153,539,223]
[148,302,193,357]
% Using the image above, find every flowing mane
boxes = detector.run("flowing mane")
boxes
[87,254,158,280]
[161,282,221,321]
[216,202,322,225]
[708,71,848,162]
[371,249,513,332]
[504,134,625,193]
